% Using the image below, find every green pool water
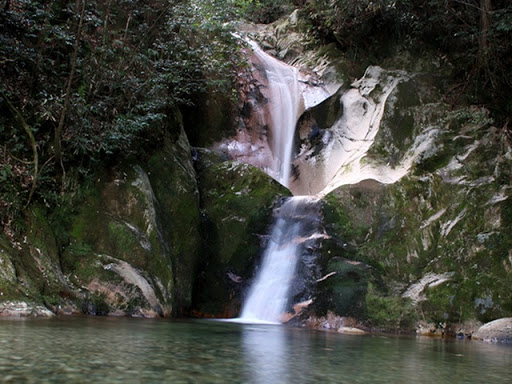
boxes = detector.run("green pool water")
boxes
[0,316,510,383]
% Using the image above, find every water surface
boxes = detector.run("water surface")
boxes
[0,317,510,383]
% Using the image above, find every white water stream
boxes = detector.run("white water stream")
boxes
[240,196,316,323]
[247,41,302,188]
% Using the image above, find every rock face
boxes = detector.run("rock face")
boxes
[61,123,201,317]
[291,67,442,196]
[308,91,512,332]
[192,150,289,317]
[473,318,512,343]
[0,113,203,318]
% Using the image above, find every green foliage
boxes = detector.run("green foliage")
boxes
[0,0,246,239]
[303,0,512,121]
[241,0,294,23]
[366,283,416,330]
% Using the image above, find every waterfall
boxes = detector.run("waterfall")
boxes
[232,41,420,325]
[235,41,333,324]
[235,41,327,324]
[247,41,302,188]
[240,196,320,323]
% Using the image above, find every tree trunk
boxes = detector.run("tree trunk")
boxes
[478,0,492,69]
[5,97,38,207]
[54,0,87,174]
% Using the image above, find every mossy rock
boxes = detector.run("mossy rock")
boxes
[59,123,201,317]
[317,113,512,330]
[365,283,416,331]
[367,75,447,167]
[193,157,290,317]
[313,257,374,318]
[0,235,21,299]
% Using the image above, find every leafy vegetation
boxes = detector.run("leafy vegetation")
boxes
[0,0,252,239]
[303,0,512,123]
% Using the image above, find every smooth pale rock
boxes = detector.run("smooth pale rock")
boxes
[338,327,366,335]
[402,272,454,304]
[0,301,54,318]
[473,318,512,343]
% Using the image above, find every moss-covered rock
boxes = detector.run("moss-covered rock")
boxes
[60,123,201,317]
[314,109,512,333]
[313,257,373,318]
[1,111,203,318]
[0,235,20,299]
[192,151,290,317]
[145,120,202,313]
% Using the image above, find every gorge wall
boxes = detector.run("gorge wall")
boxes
[1,12,511,336]
[207,14,512,333]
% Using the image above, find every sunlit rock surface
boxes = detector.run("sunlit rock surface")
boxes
[291,67,445,196]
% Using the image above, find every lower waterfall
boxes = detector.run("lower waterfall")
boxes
[239,196,321,323]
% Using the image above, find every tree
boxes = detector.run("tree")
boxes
[54,0,86,176]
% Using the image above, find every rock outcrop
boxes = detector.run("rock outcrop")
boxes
[309,97,512,332]
[473,318,512,343]
[0,113,202,318]
[192,150,289,317]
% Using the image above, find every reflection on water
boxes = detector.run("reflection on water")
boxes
[0,317,511,383]
[243,324,291,384]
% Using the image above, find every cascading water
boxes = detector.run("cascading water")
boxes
[247,41,302,188]
[231,39,433,325]
[240,196,320,323]
[236,42,328,324]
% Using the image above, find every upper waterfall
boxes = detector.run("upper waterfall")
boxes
[247,40,302,187]
[215,39,339,190]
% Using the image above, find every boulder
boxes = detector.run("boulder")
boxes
[0,301,54,318]
[192,152,289,317]
[473,318,512,343]
[61,123,201,317]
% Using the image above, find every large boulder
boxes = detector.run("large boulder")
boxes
[61,124,201,317]
[0,113,202,318]
[192,150,290,317]
[473,318,512,343]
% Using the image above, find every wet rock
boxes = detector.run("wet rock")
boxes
[338,327,366,335]
[473,318,512,343]
[304,311,366,334]
[193,158,289,317]
[0,301,54,318]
